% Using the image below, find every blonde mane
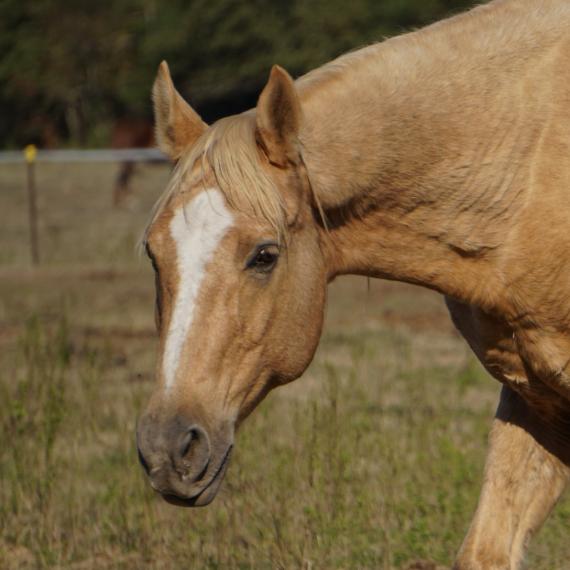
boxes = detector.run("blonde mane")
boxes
[142,112,287,248]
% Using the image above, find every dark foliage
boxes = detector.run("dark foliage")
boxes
[0,0,476,148]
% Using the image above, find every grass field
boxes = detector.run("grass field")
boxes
[0,162,568,569]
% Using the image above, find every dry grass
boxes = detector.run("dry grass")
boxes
[0,162,568,569]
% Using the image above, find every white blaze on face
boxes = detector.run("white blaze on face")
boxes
[163,188,234,392]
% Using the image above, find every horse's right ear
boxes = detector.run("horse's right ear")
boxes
[152,61,207,160]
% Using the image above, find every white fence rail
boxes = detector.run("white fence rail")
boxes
[0,148,167,164]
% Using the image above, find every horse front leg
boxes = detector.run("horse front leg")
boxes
[454,386,569,570]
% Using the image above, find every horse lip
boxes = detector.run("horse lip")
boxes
[162,445,233,508]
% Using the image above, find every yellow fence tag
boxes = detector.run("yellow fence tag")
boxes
[24,144,37,163]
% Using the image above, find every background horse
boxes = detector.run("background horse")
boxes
[137,1,570,567]
[111,117,155,207]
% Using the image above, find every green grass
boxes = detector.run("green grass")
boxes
[0,162,568,568]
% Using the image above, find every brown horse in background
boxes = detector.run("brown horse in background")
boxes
[136,0,570,567]
[111,117,154,206]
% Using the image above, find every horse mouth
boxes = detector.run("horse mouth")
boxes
[162,445,233,508]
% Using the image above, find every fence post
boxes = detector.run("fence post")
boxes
[24,144,40,266]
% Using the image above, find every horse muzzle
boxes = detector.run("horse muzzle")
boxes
[136,411,233,507]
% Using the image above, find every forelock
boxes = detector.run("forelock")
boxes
[140,113,288,251]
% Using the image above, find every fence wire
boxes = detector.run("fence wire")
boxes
[0,148,167,164]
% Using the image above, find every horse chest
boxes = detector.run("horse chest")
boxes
[445,297,570,414]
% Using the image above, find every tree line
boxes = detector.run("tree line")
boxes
[0,0,475,148]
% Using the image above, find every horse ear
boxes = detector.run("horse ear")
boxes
[152,61,207,160]
[255,65,302,167]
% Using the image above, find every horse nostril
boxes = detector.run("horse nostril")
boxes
[137,415,212,488]
[179,428,196,459]
[174,424,210,482]
[179,426,206,461]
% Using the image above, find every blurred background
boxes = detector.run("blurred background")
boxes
[1,1,569,569]
[0,0,476,149]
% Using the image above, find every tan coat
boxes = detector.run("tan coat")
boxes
[138,1,570,567]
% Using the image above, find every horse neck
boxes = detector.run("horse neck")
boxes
[298,0,567,312]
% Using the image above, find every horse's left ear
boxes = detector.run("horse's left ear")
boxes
[255,65,302,168]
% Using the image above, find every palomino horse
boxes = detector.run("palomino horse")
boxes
[136,0,570,567]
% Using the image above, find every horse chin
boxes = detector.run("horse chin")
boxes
[161,447,232,508]
[161,488,216,508]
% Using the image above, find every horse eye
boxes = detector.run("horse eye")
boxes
[247,245,279,272]
[255,249,275,265]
